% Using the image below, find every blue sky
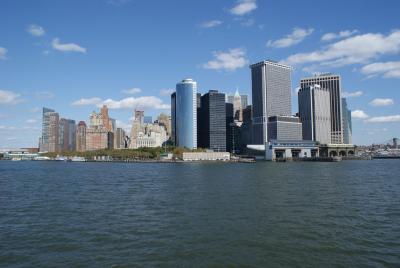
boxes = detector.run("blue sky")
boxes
[0,0,399,147]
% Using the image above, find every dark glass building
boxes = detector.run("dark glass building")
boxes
[198,90,226,151]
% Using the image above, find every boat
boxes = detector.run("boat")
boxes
[71,156,86,162]
[33,156,51,161]
[54,156,68,161]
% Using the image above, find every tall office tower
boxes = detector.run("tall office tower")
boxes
[241,95,248,110]
[76,121,87,152]
[250,60,292,144]
[135,110,144,125]
[48,112,60,152]
[86,128,114,151]
[233,90,242,121]
[144,116,152,124]
[198,90,226,151]
[114,128,126,149]
[298,85,331,145]
[156,113,171,137]
[300,74,343,144]
[40,107,55,152]
[89,111,103,127]
[59,119,76,152]
[173,78,197,149]
[341,98,352,144]
[101,105,110,131]
[267,116,303,141]
[171,92,176,145]
[240,105,253,149]
[226,103,234,153]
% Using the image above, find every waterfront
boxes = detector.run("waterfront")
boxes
[1,160,399,267]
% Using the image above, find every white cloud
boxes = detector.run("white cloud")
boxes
[352,110,369,119]
[0,90,23,105]
[0,125,17,130]
[122,88,142,94]
[71,97,102,106]
[102,96,170,110]
[30,107,40,113]
[116,120,131,133]
[26,119,37,124]
[321,30,358,42]
[369,98,394,107]
[361,61,400,79]
[0,47,7,60]
[284,30,400,66]
[203,48,248,71]
[230,0,257,16]
[342,91,363,98]
[27,24,45,36]
[71,96,170,110]
[267,27,314,48]
[159,88,175,96]
[200,20,222,28]
[365,115,400,123]
[52,38,87,53]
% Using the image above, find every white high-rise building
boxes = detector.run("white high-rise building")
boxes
[301,74,343,144]
[250,60,292,144]
[298,85,331,145]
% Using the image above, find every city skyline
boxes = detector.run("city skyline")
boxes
[1,0,400,148]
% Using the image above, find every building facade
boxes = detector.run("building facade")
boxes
[114,127,127,149]
[86,128,114,151]
[300,74,343,144]
[250,60,292,145]
[47,112,60,153]
[198,90,226,151]
[298,85,331,145]
[76,121,87,152]
[342,98,352,144]
[172,78,197,149]
[171,92,176,145]
[59,118,76,152]
[40,107,56,152]
[267,116,302,141]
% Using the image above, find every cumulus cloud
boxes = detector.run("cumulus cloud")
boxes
[122,88,142,94]
[0,90,23,105]
[200,20,222,28]
[116,120,131,133]
[203,48,248,71]
[27,24,45,36]
[365,115,400,123]
[369,98,394,106]
[321,30,358,42]
[361,61,400,79]
[0,47,7,60]
[71,97,102,106]
[352,110,369,119]
[267,27,314,48]
[284,30,400,67]
[52,38,87,53]
[26,119,38,124]
[159,88,175,96]
[71,96,170,110]
[342,91,363,98]
[230,0,257,16]
[102,96,170,110]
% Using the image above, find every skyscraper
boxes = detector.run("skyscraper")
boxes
[114,127,127,149]
[250,60,292,144]
[300,74,343,144]
[172,78,197,149]
[198,90,226,151]
[342,98,352,144]
[298,85,331,145]
[48,112,59,152]
[40,107,55,152]
[76,121,87,152]
[171,92,176,145]
[59,118,76,152]
[240,94,248,110]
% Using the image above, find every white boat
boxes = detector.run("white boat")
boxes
[33,156,51,161]
[71,156,86,162]
[54,156,68,161]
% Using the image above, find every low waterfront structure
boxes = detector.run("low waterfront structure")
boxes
[265,140,319,161]
[182,151,230,161]
[319,144,355,157]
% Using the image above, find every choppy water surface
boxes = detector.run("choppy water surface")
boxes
[1,160,399,267]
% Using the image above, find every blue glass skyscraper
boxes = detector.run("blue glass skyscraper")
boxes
[172,78,197,149]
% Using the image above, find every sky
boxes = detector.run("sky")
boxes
[0,0,399,148]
